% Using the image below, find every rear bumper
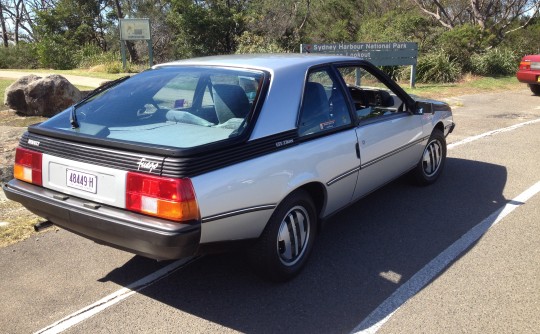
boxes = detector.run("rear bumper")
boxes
[516,70,540,84]
[3,179,201,260]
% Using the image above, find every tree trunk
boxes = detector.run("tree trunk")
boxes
[113,0,138,62]
[0,4,8,47]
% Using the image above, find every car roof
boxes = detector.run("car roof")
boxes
[155,53,359,72]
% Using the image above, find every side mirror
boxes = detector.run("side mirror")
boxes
[414,101,433,115]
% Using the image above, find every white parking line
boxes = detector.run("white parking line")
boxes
[351,180,540,334]
[34,257,197,334]
[447,118,540,150]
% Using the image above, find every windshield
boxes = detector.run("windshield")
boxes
[38,66,265,148]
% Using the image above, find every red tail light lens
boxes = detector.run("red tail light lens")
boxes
[126,172,200,222]
[520,60,531,70]
[14,147,43,186]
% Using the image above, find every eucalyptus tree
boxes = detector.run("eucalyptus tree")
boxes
[412,0,540,42]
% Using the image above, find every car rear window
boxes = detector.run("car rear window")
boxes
[38,66,265,148]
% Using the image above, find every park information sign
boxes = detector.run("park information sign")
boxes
[301,42,418,87]
[120,19,151,40]
[119,18,153,69]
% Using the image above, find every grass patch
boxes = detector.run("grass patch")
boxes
[0,200,43,248]
[0,110,47,127]
[0,79,15,111]
[403,75,522,99]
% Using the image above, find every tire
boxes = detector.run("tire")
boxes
[529,84,540,96]
[413,128,447,186]
[247,190,317,282]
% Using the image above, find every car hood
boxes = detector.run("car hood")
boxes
[411,96,452,113]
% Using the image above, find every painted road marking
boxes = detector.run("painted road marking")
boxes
[447,118,540,150]
[351,181,540,334]
[34,257,197,334]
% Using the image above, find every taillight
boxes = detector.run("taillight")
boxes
[520,60,531,70]
[14,147,43,186]
[126,172,200,222]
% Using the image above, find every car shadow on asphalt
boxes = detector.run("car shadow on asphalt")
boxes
[106,157,507,334]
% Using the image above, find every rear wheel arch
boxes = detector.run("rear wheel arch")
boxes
[296,182,326,220]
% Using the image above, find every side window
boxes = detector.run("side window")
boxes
[298,68,351,136]
[337,66,403,121]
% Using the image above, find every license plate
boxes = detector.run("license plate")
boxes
[66,169,97,193]
[532,62,540,70]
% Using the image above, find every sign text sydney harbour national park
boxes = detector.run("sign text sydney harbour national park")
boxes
[301,42,418,66]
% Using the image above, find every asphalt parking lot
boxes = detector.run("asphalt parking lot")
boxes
[0,88,539,334]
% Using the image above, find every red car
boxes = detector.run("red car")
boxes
[517,55,540,95]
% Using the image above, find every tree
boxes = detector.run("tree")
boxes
[413,0,540,43]
[241,0,311,51]
[110,0,138,62]
[169,0,247,57]
[0,0,38,44]
[1,2,8,47]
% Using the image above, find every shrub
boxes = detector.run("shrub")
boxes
[0,44,39,69]
[36,37,77,70]
[470,48,519,76]
[76,44,120,69]
[235,32,286,54]
[416,51,462,83]
[437,24,493,72]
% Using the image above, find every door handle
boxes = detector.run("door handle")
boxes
[355,142,360,159]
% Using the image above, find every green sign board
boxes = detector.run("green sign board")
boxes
[301,42,418,87]
[119,18,153,70]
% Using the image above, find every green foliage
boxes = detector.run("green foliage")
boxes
[417,51,462,83]
[437,24,494,71]
[76,44,121,68]
[235,32,287,54]
[36,37,78,70]
[35,0,103,44]
[0,44,39,69]
[307,0,361,43]
[242,0,311,52]
[499,21,540,56]
[356,10,439,48]
[470,48,520,76]
[168,0,246,58]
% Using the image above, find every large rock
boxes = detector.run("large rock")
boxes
[4,74,82,117]
[25,75,82,117]
[3,75,41,114]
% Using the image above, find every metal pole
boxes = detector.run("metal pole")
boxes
[148,39,153,68]
[121,40,127,72]
[355,68,362,86]
[410,64,416,89]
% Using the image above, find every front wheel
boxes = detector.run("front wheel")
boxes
[247,190,317,282]
[412,129,447,186]
[529,84,540,96]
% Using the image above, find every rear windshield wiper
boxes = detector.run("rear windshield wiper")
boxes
[71,75,131,129]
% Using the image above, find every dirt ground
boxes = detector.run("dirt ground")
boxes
[0,110,49,247]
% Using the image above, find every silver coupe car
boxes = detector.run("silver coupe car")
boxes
[3,54,454,281]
